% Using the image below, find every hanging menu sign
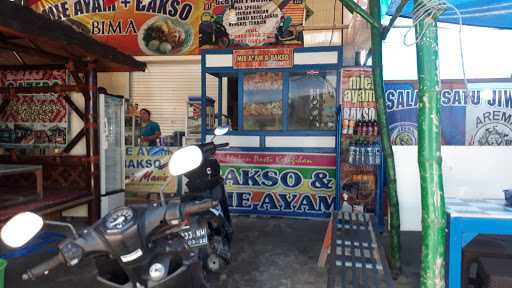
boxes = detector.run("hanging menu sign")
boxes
[224,0,282,46]
[233,48,294,69]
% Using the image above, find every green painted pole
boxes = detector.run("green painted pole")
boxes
[369,0,401,277]
[413,1,447,287]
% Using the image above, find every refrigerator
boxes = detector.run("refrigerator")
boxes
[99,93,125,217]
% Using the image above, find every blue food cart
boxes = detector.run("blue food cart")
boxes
[200,46,384,225]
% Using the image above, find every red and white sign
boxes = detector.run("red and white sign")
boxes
[233,48,294,69]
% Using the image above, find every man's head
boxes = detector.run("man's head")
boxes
[140,108,151,122]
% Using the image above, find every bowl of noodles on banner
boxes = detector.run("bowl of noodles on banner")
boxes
[138,16,193,56]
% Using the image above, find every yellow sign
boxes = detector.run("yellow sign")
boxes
[29,0,304,56]
[125,146,177,193]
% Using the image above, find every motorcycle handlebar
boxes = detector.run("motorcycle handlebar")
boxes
[182,199,218,216]
[215,143,229,149]
[22,253,64,280]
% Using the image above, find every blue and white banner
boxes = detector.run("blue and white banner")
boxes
[385,81,512,146]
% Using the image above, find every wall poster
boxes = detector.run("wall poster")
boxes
[385,80,512,146]
[125,146,178,194]
[0,70,68,146]
[341,67,377,135]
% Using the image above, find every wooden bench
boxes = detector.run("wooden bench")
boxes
[0,164,43,198]
[0,156,95,225]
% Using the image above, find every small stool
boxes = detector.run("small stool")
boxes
[462,236,510,287]
[476,257,512,288]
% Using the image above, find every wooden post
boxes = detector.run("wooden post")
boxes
[318,216,334,267]
[88,63,101,222]
[338,0,402,275]
[369,0,401,277]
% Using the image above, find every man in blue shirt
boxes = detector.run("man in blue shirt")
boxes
[139,108,161,146]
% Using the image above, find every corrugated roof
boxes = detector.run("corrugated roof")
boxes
[0,1,146,72]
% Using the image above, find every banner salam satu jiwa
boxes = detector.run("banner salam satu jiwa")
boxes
[385,80,512,146]
[29,0,305,56]
[0,70,68,146]
[216,151,336,218]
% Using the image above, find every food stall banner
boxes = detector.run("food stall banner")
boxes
[385,81,512,146]
[29,0,305,56]
[341,67,377,134]
[216,151,336,218]
[0,70,68,146]
[125,146,177,194]
[340,67,379,211]
[233,48,293,69]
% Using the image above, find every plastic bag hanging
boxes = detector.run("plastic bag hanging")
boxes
[346,0,371,52]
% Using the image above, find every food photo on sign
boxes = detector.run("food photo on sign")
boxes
[139,16,194,55]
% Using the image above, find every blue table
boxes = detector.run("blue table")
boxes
[446,198,512,287]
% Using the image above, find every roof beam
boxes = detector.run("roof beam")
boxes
[382,0,409,40]
[0,85,80,94]
[0,37,68,63]
[0,1,145,72]
[11,50,26,65]
[62,93,86,121]
[0,64,66,70]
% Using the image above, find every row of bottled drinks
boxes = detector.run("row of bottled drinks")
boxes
[346,140,382,167]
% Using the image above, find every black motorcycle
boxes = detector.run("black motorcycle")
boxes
[1,128,233,287]
[1,199,218,287]
[168,128,233,273]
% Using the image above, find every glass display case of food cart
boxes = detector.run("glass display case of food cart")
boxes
[200,47,388,220]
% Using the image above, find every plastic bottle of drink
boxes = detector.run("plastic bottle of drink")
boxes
[367,120,373,137]
[351,140,357,166]
[368,141,376,166]
[359,141,365,167]
[361,120,368,136]
[364,141,372,167]
[348,141,355,164]
[353,140,361,167]
[375,142,382,165]
[348,116,355,135]
[373,120,379,136]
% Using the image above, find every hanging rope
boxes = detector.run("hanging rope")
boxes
[403,0,469,91]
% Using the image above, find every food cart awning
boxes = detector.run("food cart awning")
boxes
[385,0,512,30]
[0,1,146,72]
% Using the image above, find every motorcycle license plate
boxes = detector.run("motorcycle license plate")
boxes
[180,226,208,248]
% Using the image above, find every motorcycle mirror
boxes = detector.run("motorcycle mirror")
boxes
[214,125,230,136]
[1,212,43,248]
[169,145,203,176]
